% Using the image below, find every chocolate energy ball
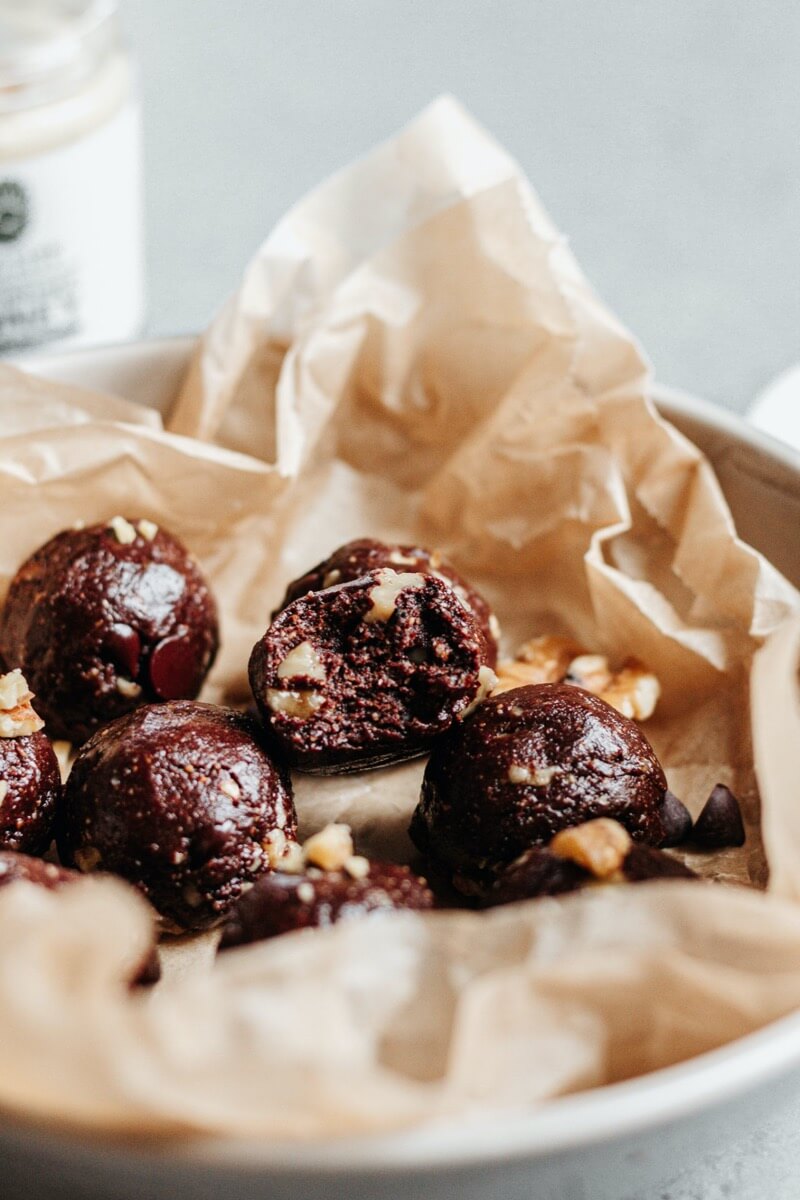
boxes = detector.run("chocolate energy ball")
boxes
[0,517,219,743]
[220,861,434,948]
[57,701,297,931]
[250,568,496,772]
[410,683,668,890]
[0,671,61,854]
[277,538,499,666]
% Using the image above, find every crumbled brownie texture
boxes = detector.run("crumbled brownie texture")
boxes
[0,520,219,744]
[276,538,499,666]
[57,701,296,932]
[250,568,493,773]
[410,683,668,892]
[219,860,434,948]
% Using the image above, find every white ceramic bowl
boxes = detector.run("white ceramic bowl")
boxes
[4,337,800,1200]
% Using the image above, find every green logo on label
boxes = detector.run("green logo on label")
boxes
[0,180,29,242]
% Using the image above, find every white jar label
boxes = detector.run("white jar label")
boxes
[0,100,145,354]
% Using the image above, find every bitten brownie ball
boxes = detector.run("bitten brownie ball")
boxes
[277,538,499,665]
[0,671,61,854]
[57,701,297,931]
[410,683,668,891]
[250,568,496,772]
[220,861,434,948]
[0,517,219,743]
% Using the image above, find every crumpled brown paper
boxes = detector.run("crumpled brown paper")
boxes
[0,96,799,1144]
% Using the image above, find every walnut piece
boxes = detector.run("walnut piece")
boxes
[137,519,159,541]
[266,688,325,719]
[107,515,137,545]
[550,818,633,879]
[493,635,660,721]
[0,670,44,738]
[364,569,426,623]
[276,640,327,682]
[304,823,355,871]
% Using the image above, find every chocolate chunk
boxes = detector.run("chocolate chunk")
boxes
[105,623,142,679]
[658,790,693,848]
[622,845,698,882]
[220,861,434,948]
[276,537,499,666]
[691,784,746,849]
[58,701,297,931]
[250,569,493,772]
[484,847,591,906]
[149,630,206,699]
[410,683,668,892]
[0,520,219,743]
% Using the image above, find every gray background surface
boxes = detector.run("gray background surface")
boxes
[123,4,799,1198]
[127,0,800,416]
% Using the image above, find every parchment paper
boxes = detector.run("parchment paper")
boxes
[0,96,799,1144]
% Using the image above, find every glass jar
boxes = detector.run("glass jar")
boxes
[0,0,145,354]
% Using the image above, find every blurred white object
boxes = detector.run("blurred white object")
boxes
[0,0,144,354]
[749,364,800,453]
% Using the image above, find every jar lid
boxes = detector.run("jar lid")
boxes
[0,0,119,109]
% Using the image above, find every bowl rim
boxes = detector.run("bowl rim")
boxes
[7,335,800,1175]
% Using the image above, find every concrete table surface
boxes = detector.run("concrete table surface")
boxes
[126,4,800,1198]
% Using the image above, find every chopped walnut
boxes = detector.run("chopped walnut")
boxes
[344,854,370,880]
[461,665,499,718]
[0,781,7,806]
[596,660,661,721]
[550,818,632,879]
[0,668,30,711]
[364,569,426,623]
[74,846,102,872]
[115,677,142,699]
[0,671,44,738]
[107,515,137,545]
[278,841,305,874]
[493,635,660,721]
[219,777,241,801]
[507,763,559,786]
[493,635,584,694]
[276,640,327,682]
[137,519,159,542]
[304,823,355,871]
[266,688,325,719]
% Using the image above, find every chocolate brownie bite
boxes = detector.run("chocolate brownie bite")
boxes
[277,538,499,665]
[57,701,297,931]
[0,670,61,854]
[251,569,496,773]
[0,517,219,744]
[410,683,668,892]
[220,824,433,948]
